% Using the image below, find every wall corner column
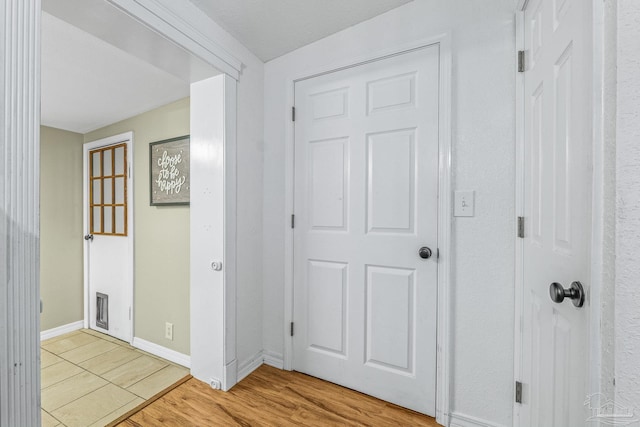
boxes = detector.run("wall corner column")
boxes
[190,73,238,391]
[0,0,42,425]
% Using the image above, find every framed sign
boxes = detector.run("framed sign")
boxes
[149,135,190,205]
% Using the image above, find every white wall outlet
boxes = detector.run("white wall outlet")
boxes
[165,322,174,340]
[454,190,475,217]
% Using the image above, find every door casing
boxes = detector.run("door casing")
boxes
[513,0,606,424]
[82,132,135,344]
[282,34,452,425]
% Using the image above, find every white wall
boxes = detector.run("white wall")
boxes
[615,0,640,414]
[211,16,266,374]
[227,30,265,376]
[262,1,516,425]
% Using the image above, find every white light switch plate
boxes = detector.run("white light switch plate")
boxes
[454,190,475,217]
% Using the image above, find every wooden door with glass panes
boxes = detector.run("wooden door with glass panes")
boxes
[85,137,132,342]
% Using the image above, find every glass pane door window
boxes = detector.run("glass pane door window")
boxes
[89,143,127,236]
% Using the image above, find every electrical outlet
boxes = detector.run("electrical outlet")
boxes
[165,322,173,341]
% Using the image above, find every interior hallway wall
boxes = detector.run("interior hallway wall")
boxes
[40,126,85,331]
[262,1,516,425]
[84,98,191,355]
[615,0,640,414]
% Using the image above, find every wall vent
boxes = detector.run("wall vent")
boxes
[96,292,109,330]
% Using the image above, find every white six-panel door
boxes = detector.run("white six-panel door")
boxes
[293,46,440,415]
[521,0,591,425]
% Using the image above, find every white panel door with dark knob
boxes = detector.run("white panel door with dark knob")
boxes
[293,46,440,415]
[520,0,592,424]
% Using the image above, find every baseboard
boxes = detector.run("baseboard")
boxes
[237,350,265,382]
[40,320,84,341]
[263,350,284,369]
[223,358,238,391]
[132,337,191,368]
[236,350,285,383]
[449,412,508,427]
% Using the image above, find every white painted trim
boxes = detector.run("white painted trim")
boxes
[189,74,238,393]
[237,351,264,382]
[435,34,453,427]
[516,0,530,12]
[292,34,450,84]
[224,359,238,391]
[82,132,135,345]
[106,0,241,80]
[0,2,41,424]
[450,412,509,427]
[282,35,453,422]
[263,350,284,370]
[237,350,285,383]
[589,0,606,401]
[40,321,84,341]
[513,9,526,427]
[223,76,239,392]
[132,337,191,368]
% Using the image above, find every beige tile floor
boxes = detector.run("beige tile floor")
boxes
[41,329,189,427]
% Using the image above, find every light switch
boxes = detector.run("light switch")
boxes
[454,190,475,217]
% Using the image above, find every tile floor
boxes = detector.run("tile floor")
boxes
[41,329,189,427]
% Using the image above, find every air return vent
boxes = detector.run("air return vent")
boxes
[96,292,109,330]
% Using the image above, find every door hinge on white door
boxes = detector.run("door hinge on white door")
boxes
[518,216,525,238]
[290,322,294,336]
[291,214,295,229]
[515,381,523,403]
[518,50,526,72]
[292,106,296,122]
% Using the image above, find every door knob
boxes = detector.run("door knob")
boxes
[84,234,94,241]
[418,246,432,259]
[549,281,585,308]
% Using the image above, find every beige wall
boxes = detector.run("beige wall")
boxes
[40,126,85,331]
[84,98,191,355]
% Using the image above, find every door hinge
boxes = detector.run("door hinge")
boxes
[518,50,526,73]
[517,216,525,238]
[437,248,440,260]
[129,307,132,320]
[291,214,295,229]
[515,381,523,403]
[292,106,296,122]
[290,322,294,336]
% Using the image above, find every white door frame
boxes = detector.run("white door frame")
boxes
[282,34,452,425]
[513,1,606,425]
[82,132,135,344]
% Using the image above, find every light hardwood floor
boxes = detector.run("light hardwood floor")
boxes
[117,365,439,426]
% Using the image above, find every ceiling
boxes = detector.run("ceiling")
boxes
[41,11,191,134]
[188,0,413,62]
[41,0,414,133]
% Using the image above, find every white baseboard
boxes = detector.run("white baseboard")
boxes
[224,359,238,391]
[237,350,265,382]
[236,350,285,383]
[132,337,191,368]
[263,350,284,369]
[40,320,84,341]
[449,412,508,427]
